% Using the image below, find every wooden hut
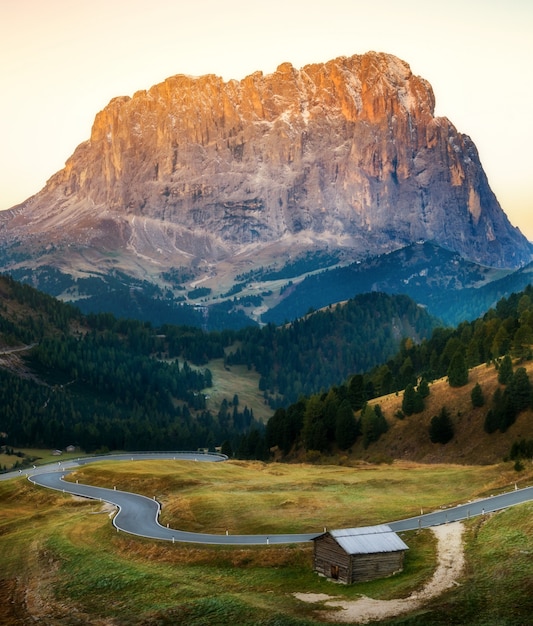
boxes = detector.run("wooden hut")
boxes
[312,525,408,584]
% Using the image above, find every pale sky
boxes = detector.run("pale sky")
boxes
[1,0,532,239]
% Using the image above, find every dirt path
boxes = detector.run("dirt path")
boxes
[294,521,465,624]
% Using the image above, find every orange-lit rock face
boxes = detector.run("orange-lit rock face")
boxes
[1,51,530,275]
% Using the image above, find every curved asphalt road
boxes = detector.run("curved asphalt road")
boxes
[4,452,533,544]
[25,452,318,545]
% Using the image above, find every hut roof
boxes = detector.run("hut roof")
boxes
[319,525,408,555]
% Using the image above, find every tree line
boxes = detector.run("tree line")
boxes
[2,273,533,460]
[225,292,436,406]
[264,286,533,459]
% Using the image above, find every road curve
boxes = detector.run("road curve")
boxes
[26,452,319,545]
[8,452,533,545]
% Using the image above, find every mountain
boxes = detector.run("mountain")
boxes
[262,241,516,326]
[0,51,530,327]
[0,275,437,453]
[266,284,533,465]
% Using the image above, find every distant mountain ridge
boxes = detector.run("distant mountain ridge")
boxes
[0,51,530,327]
[263,242,533,326]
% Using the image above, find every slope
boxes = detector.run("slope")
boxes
[266,284,533,465]
[0,51,531,330]
[0,275,437,456]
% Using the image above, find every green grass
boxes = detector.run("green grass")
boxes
[66,458,530,534]
[204,356,272,421]
[1,460,532,625]
[386,504,533,626]
[1,447,89,469]
[171,353,271,421]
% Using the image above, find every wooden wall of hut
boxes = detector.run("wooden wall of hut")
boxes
[313,534,406,584]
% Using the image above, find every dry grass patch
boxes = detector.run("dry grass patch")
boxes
[65,458,529,536]
[4,457,533,624]
[362,360,533,465]
[110,531,314,570]
[203,357,272,421]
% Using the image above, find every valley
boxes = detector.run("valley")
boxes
[1,457,532,625]
[0,44,532,624]
[1,273,533,624]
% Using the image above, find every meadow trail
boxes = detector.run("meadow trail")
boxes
[295,521,465,624]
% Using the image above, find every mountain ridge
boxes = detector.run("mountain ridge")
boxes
[1,51,531,326]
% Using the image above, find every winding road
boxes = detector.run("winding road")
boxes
[3,452,533,545]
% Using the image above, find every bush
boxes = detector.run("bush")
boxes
[514,459,525,472]
[429,407,454,444]
[510,438,533,460]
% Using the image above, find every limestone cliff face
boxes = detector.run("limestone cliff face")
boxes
[1,51,530,279]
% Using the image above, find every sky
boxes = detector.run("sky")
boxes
[1,0,532,238]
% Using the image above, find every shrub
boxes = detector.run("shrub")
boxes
[429,407,454,444]
[471,382,485,407]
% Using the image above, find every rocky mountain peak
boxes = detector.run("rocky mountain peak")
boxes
[1,51,530,302]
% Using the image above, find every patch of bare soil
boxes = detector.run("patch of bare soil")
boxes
[0,345,42,383]
[294,521,465,624]
[0,578,30,626]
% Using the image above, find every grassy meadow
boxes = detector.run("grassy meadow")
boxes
[66,459,530,534]
[1,447,90,470]
[1,458,532,625]
[203,356,272,422]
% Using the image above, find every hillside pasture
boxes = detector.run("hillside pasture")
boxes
[360,360,533,465]
[64,458,532,535]
[1,458,532,624]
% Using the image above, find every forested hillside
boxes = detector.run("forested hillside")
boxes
[4,271,532,465]
[226,292,436,406]
[265,285,533,464]
[0,275,257,455]
[262,242,527,327]
[0,275,436,458]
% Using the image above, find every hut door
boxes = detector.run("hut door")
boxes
[330,565,339,580]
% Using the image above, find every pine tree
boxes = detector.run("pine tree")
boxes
[348,374,366,411]
[361,403,388,448]
[507,367,532,414]
[487,386,517,433]
[429,407,454,444]
[402,383,424,415]
[492,325,511,359]
[402,383,416,415]
[471,382,485,407]
[220,440,233,458]
[335,400,358,450]
[483,408,499,434]
[417,377,430,399]
[302,395,328,452]
[447,350,469,387]
[512,325,533,360]
[498,354,513,384]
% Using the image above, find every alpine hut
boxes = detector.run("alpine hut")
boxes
[312,524,408,584]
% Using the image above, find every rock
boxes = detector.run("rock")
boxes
[1,51,530,294]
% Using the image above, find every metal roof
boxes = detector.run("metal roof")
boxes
[323,525,409,555]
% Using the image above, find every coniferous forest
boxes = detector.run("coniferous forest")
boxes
[265,287,533,458]
[1,273,533,462]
